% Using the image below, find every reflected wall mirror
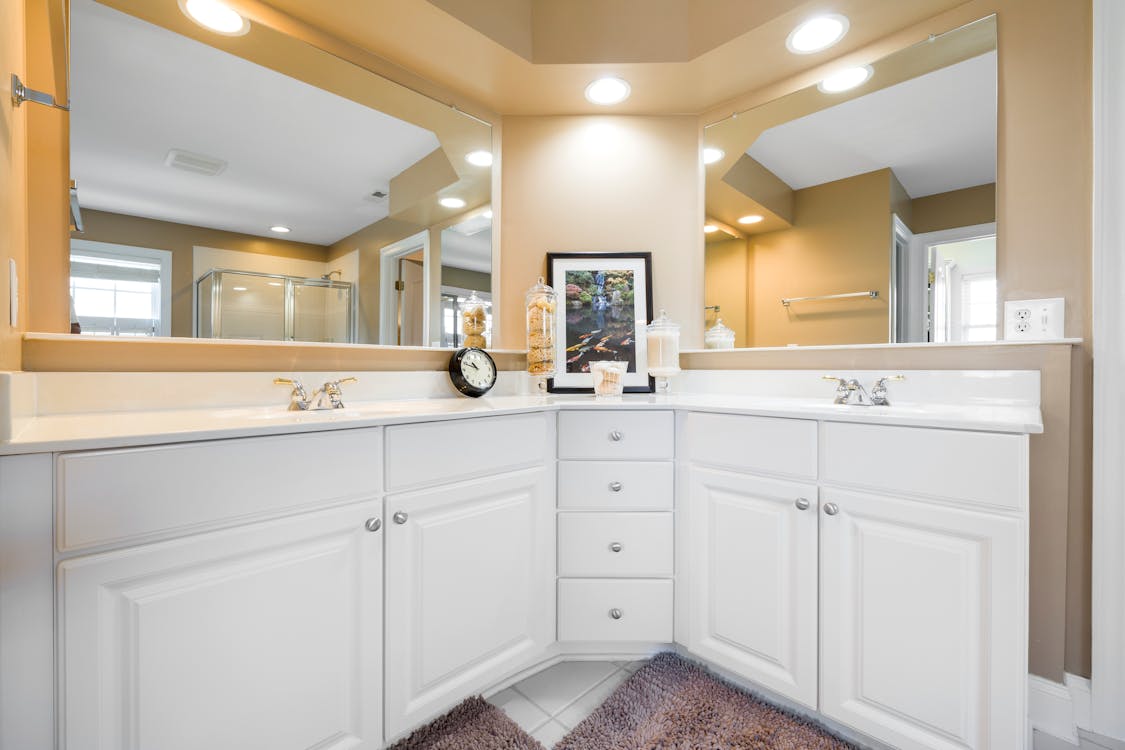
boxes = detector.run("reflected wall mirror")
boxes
[703,15,997,349]
[65,0,494,347]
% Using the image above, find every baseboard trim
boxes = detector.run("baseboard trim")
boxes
[1029,673,1093,747]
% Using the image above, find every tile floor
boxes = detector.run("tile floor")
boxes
[488,659,646,747]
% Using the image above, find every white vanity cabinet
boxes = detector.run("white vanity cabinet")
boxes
[382,413,555,741]
[55,429,386,750]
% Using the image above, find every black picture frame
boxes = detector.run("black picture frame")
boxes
[546,252,655,394]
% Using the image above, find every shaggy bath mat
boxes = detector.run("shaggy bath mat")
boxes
[554,652,859,750]
[388,695,544,750]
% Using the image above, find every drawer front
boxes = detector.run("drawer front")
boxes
[558,579,673,642]
[385,412,550,492]
[558,513,673,577]
[682,412,817,479]
[57,429,381,552]
[822,422,1028,510]
[558,411,674,460]
[557,461,673,510]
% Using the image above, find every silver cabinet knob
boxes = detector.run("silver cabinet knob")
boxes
[364,517,382,532]
[823,502,839,516]
[609,608,623,620]
[392,511,409,524]
[609,430,624,442]
[609,481,623,492]
[609,542,623,553]
[794,497,810,511]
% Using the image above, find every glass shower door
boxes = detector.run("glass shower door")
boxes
[292,279,354,343]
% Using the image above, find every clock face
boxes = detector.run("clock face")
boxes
[449,347,497,396]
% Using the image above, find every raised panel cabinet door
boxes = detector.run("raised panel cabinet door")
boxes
[59,501,384,750]
[384,468,554,741]
[683,466,819,708]
[819,488,1026,750]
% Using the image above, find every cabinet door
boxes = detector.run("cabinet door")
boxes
[819,488,1026,750]
[683,466,819,708]
[384,468,554,740]
[59,501,384,750]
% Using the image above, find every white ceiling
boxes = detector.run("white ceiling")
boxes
[747,51,997,198]
[70,0,442,245]
[441,228,492,274]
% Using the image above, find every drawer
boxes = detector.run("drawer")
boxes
[822,422,1028,510]
[57,429,381,552]
[385,412,550,492]
[558,579,673,642]
[558,513,673,577]
[557,461,673,510]
[558,411,673,460]
[682,412,816,479]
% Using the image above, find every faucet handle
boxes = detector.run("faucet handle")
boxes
[822,374,847,385]
[874,374,905,385]
[274,377,310,410]
[322,376,357,408]
[870,374,904,406]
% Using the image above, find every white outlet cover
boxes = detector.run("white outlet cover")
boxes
[1004,297,1065,341]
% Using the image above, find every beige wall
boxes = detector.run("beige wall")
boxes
[0,1,30,369]
[442,266,491,292]
[910,183,996,235]
[703,238,749,347]
[74,210,329,338]
[499,115,702,348]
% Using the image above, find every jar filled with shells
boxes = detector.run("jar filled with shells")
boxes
[460,291,489,349]
[526,277,557,387]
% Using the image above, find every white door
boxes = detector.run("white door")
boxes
[59,501,384,750]
[384,468,554,740]
[399,258,424,346]
[819,488,1026,750]
[684,467,819,708]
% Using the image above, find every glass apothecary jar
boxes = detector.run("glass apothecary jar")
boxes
[646,309,681,392]
[704,317,736,349]
[526,277,557,391]
[460,291,490,349]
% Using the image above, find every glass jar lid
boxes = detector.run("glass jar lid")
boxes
[647,308,679,332]
[526,276,555,299]
[706,316,735,338]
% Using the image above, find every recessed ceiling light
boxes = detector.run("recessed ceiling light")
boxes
[465,150,493,167]
[818,65,872,93]
[482,209,493,219]
[179,0,250,36]
[738,215,764,225]
[585,77,631,105]
[232,286,248,291]
[786,14,849,54]
[269,225,290,233]
[702,147,725,165]
[267,282,282,287]
[704,224,719,234]
[440,197,466,209]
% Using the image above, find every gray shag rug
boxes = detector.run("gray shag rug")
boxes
[554,652,859,750]
[388,695,544,750]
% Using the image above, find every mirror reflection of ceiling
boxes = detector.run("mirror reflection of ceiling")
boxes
[441,214,492,273]
[71,0,443,246]
[747,51,996,199]
[251,0,973,114]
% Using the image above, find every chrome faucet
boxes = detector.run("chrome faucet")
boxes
[870,375,905,406]
[274,377,358,410]
[822,375,870,405]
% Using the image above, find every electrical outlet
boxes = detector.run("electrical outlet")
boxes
[1004,298,1065,341]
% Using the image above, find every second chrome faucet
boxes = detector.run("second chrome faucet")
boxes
[274,376,358,410]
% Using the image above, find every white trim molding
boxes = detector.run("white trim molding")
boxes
[1029,673,1093,747]
[1091,0,1125,743]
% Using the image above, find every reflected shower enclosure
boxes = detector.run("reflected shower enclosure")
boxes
[195,270,355,343]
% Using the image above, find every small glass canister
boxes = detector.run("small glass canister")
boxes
[704,316,736,350]
[590,360,627,399]
[646,309,681,393]
[526,277,557,392]
[460,291,489,349]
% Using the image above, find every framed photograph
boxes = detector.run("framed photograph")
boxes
[547,252,654,393]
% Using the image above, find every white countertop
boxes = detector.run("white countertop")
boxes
[0,390,1044,455]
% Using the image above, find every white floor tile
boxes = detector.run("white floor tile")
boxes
[555,669,630,729]
[513,661,618,716]
[531,719,569,748]
[622,659,646,673]
[488,688,551,733]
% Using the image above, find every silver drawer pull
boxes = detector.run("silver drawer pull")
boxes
[794,498,810,511]
[364,517,382,532]
[609,430,624,442]
[609,481,623,492]
[393,511,409,524]
[609,608,623,620]
[609,542,623,553]
[823,503,839,516]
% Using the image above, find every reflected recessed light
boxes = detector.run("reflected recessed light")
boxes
[702,147,725,165]
[704,224,719,234]
[786,14,849,54]
[738,215,764,225]
[440,197,466,209]
[818,65,872,93]
[482,209,493,219]
[465,150,493,167]
[269,225,290,233]
[179,0,250,35]
[268,282,282,287]
[585,77,631,105]
[232,286,248,291]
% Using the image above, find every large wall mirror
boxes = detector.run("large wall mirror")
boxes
[703,15,996,348]
[65,0,494,347]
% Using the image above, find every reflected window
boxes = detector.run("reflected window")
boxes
[440,289,492,348]
[961,274,998,342]
[69,241,172,336]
